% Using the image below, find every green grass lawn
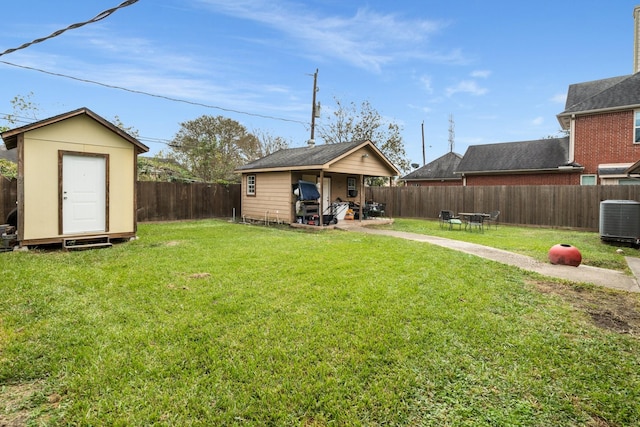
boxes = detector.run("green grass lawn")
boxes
[1,219,639,426]
[384,218,639,272]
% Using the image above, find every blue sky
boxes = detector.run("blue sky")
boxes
[1,1,639,168]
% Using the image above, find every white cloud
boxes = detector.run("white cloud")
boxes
[550,93,567,104]
[420,75,433,93]
[445,80,488,97]
[531,116,544,126]
[470,70,491,78]
[195,0,456,71]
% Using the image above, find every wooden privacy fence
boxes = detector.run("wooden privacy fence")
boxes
[0,178,17,223]
[136,182,241,222]
[367,185,640,231]
[3,179,640,230]
[0,180,241,224]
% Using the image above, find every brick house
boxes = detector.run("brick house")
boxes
[454,137,580,186]
[556,73,640,185]
[420,6,640,187]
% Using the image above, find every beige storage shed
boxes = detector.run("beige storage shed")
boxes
[235,140,400,225]
[1,107,149,248]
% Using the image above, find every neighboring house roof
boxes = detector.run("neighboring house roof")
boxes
[557,73,640,128]
[1,107,149,154]
[235,139,400,175]
[401,152,462,182]
[0,144,17,163]
[456,137,579,175]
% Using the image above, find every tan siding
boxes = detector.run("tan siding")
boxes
[21,115,136,241]
[241,172,295,222]
[328,147,396,176]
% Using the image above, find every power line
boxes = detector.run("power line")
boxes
[0,0,139,57]
[0,60,309,126]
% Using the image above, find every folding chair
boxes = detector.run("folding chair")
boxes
[439,210,462,230]
[486,210,500,229]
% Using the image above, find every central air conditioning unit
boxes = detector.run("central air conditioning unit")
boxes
[599,200,640,244]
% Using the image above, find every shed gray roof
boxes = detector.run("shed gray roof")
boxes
[235,139,399,175]
[557,73,640,127]
[456,137,573,174]
[401,152,462,181]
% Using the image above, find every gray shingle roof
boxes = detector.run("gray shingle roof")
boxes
[401,152,462,181]
[236,140,367,170]
[456,137,571,174]
[560,73,640,115]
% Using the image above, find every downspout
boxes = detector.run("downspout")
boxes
[569,114,576,162]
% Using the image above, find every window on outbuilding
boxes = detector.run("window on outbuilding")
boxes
[347,177,357,197]
[580,174,597,185]
[247,175,256,196]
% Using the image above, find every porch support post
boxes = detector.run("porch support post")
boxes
[319,170,324,226]
[359,174,364,222]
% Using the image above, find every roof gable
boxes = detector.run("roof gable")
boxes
[1,107,149,153]
[456,137,571,174]
[236,139,400,175]
[401,152,462,181]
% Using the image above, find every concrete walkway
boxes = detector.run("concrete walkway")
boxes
[336,222,640,293]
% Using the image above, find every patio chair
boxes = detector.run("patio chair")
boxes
[439,210,462,230]
[486,210,500,229]
[466,214,485,232]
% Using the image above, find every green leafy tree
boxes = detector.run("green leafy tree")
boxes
[0,159,17,180]
[169,115,260,183]
[137,155,197,182]
[317,98,410,181]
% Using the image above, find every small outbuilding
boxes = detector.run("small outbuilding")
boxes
[235,139,400,225]
[1,107,149,248]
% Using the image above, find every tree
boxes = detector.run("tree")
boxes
[137,156,197,182]
[1,92,40,133]
[168,115,260,183]
[0,159,17,180]
[317,98,410,179]
[112,115,140,138]
[252,129,290,158]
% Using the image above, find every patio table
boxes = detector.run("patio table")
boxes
[458,213,491,231]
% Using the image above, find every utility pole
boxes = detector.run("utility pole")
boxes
[309,68,319,144]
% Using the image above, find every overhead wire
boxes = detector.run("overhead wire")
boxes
[0,0,310,144]
[0,0,139,57]
[0,60,310,127]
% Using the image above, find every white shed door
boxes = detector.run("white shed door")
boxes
[62,154,106,234]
